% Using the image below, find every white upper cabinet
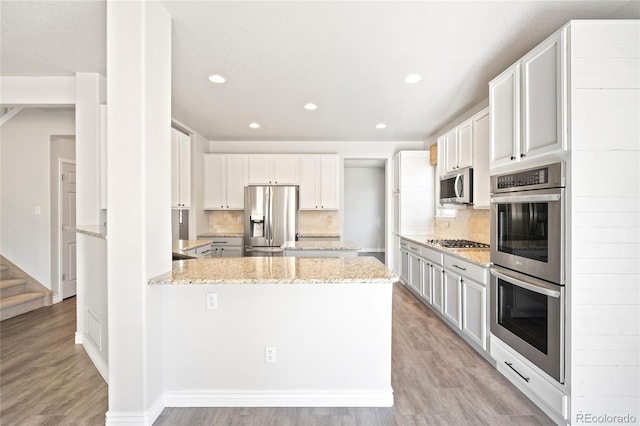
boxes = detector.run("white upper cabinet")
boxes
[490,28,566,169]
[171,128,191,208]
[471,108,490,209]
[299,154,339,210]
[444,122,473,175]
[489,63,520,168]
[248,154,300,185]
[521,29,565,158]
[203,154,248,210]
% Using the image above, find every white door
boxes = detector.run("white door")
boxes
[61,162,77,299]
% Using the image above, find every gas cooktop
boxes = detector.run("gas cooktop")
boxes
[425,239,490,249]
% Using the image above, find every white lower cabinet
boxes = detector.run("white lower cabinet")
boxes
[420,261,432,303]
[399,239,410,284]
[201,237,244,257]
[461,278,487,350]
[408,250,421,294]
[431,264,444,313]
[443,269,462,329]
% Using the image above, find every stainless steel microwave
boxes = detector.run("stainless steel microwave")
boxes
[439,167,473,205]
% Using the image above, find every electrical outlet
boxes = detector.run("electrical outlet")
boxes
[265,346,276,363]
[206,293,217,310]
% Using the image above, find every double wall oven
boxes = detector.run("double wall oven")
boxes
[489,162,566,383]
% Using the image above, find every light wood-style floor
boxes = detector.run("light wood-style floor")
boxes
[0,284,553,426]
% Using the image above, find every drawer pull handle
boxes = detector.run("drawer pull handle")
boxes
[411,247,419,251]
[505,362,530,382]
[452,264,467,271]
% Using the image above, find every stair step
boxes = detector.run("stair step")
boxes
[0,292,46,321]
[0,278,28,298]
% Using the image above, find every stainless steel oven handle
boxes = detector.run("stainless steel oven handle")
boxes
[490,194,561,204]
[490,268,561,298]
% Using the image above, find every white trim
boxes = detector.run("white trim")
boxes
[104,394,165,426]
[75,331,84,344]
[164,389,394,408]
[0,107,23,126]
[82,339,109,384]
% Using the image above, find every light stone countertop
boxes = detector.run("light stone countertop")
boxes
[197,232,244,238]
[281,241,360,251]
[149,256,398,285]
[400,234,490,267]
[172,239,212,253]
[296,232,341,238]
[64,224,107,240]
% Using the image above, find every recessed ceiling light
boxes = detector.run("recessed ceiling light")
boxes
[249,122,260,129]
[404,74,422,84]
[208,74,226,83]
[376,123,387,129]
[304,103,318,111]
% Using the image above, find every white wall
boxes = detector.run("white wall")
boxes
[106,2,171,424]
[343,165,385,251]
[568,20,640,423]
[0,108,75,289]
[49,136,75,300]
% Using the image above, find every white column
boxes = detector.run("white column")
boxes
[106,1,171,424]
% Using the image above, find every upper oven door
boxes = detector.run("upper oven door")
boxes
[490,187,564,284]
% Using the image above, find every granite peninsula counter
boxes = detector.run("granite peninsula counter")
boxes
[149,256,396,408]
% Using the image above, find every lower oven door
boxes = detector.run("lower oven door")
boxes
[490,266,564,383]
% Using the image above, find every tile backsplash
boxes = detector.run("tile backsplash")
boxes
[298,210,339,234]
[434,208,490,244]
[206,209,339,235]
[207,210,244,234]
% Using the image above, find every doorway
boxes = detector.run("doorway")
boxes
[51,136,76,302]
[60,161,77,299]
[343,159,386,263]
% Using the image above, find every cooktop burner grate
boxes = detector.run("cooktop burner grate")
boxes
[425,239,490,249]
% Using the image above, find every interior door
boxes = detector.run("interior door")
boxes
[61,162,77,299]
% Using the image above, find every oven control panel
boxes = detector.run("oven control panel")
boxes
[496,168,548,189]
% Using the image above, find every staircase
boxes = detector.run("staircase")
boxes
[0,259,52,321]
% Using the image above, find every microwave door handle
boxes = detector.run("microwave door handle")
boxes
[491,194,561,204]
[490,268,561,298]
[454,174,462,199]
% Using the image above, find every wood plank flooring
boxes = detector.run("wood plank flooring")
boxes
[0,297,107,425]
[0,284,554,426]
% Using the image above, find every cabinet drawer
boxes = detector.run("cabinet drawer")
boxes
[399,239,409,249]
[491,335,567,420]
[408,243,421,255]
[206,237,243,247]
[421,246,444,265]
[444,255,488,284]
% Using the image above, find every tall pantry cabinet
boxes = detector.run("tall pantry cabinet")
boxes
[392,151,433,275]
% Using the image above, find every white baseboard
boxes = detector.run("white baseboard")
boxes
[75,331,84,344]
[104,394,164,426]
[164,389,394,407]
[82,339,109,384]
[52,295,62,304]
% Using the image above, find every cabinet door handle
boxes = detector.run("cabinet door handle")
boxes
[452,264,467,271]
[510,156,515,161]
[505,362,530,382]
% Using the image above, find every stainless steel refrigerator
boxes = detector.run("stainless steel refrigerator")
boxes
[244,185,298,256]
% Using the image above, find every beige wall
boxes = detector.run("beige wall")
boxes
[434,209,490,244]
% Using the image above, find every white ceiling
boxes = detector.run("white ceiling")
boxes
[1,1,638,142]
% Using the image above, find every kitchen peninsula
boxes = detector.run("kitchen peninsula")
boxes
[149,256,397,407]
